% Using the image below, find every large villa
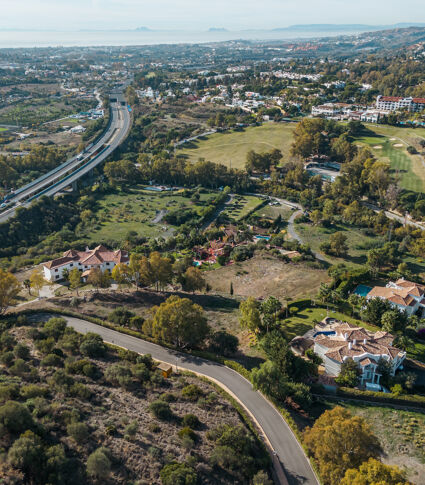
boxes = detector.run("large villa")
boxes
[43,245,129,282]
[291,318,406,389]
[365,278,425,317]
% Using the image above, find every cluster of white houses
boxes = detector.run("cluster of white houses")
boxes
[43,245,129,282]
[311,95,425,123]
[291,319,406,389]
[375,95,425,112]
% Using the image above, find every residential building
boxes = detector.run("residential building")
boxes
[43,245,129,282]
[376,95,425,112]
[291,318,406,387]
[366,278,425,316]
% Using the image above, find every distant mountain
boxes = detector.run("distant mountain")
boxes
[135,26,152,32]
[208,27,228,32]
[272,23,425,32]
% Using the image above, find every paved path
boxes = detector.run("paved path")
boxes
[57,314,318,485]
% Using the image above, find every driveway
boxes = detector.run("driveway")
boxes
[57,314,318,485]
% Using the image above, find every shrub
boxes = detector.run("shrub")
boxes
[80,333,106,358]
[149,400,173,420]
[181,384,203,401]
[0,351,15,367]
[14,344,30,360]
[182,414,201,429]
[43,318,67,340]
[86,448,111,480]
[132,363,151,383]
[105,363,133,389]
[178,426,196,441]
[9,359,30,376]
[41,353,63,367]
[69,383,92,400]
[124,420,138,441]
[0,401,34,434]
[108,307,135,326]
[0,384,20,403]
[65,359,98,379]
[160,462,197,485]
[67,422,89,442]
[20,385,49,400]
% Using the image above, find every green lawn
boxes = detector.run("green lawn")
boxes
[0,127,8,132]
[85,187,219,244]
[295,222,383,267]
[178,122,296,169]
[221,194,265,222]
[253,202,296,222]
[355,124,425,192]
[282,306,376,342]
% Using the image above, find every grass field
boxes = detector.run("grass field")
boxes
[85,187,219,244]
[355,124,425,192]
[178,122,296,169]
[295,221,425,278]
[204,254,330,301]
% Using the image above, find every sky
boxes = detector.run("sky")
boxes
[1,0,425,31]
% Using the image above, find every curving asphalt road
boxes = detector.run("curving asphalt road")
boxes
[56,314,318,485]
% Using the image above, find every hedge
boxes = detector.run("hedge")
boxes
[336,387,425,408]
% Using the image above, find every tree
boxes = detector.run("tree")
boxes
[0,269,21,314]
[335,358,361,387]
[239,297,262,332]
[111,263,131,289]
[362,298,392,327]
[30,269,45,296]
[160,462,197,485]
[151,295,210,349]
[149,251,173,291]
[209,330,239,355]
[329,232,348,256]
[341,458,412,485]
[87,268,111,292]
[252,470,274,485]
[304,406,381,485]
[182,266,205,293]
[129,253,145,289]
[381,309,407,333]
[86,448,111,481]
[68,268,82,296]
[261,296,281,330]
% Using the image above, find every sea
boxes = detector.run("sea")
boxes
[0,28,367,48]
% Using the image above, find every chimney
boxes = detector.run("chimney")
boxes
[363,338,367,344]
[348,342,352,350]
[353,339,357,346]
[344,333,348,340]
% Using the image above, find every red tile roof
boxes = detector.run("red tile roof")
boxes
[43,246,129,270]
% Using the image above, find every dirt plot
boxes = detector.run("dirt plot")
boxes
[204,254,330,300]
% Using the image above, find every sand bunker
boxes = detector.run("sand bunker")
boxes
[390,138,397,141]
[373,145,383,149]
[393,143,403,148]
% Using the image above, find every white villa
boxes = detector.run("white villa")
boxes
[366,278,425,317]
[43,245,129,282]
[291,319,406,388]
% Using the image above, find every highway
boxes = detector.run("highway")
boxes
[56,314,319,485]
[0,91,131,223]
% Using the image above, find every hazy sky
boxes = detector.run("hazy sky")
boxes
[2,0,425,30]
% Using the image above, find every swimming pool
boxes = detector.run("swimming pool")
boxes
[354,284,372,297]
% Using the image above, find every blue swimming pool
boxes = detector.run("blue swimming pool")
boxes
[354,284,372,297]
